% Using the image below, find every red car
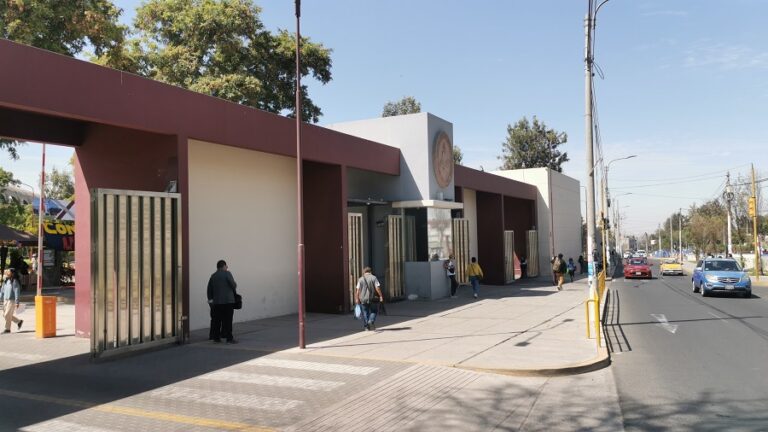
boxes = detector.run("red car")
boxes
[624,258,652,279]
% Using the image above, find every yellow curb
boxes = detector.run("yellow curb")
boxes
[454,346,611,377]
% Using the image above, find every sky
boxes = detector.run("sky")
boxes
[4,0,768,236]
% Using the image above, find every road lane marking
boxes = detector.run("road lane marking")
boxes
[650,314,678,334]
[708,312,722,319]
[245,358,379,375]
[149,386,302,411]
[0,388,274,432]
[21,420,113,432]
[201,370,343,391]
[0,352,48,362]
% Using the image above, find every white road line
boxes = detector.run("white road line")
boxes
[200,370,343,391]
[0,352,48,361]
[650,313,679,334]
[149,386,301,411]
[708,312,722,319]
[21,420,113,432]
[245,358,379,376]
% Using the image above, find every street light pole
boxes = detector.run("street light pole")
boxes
[679,208,683,262]
[36,144,46,297]
[295,0,306,349]
[584,9,597,292]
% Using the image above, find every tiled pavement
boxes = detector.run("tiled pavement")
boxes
[0,275,623,431]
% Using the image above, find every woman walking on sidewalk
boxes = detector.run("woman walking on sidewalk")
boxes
[2,269,23,334]
[467,257,484,299]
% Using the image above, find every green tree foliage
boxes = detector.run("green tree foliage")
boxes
[453,145,463,165]
[44,167,75,201]
[499,116,569,172]
[0,0,127,159]
[382,96,421,117]
[0,168,34,232]
[99,0,333,123]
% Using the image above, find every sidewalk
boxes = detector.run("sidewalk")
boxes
[186,274,606,376]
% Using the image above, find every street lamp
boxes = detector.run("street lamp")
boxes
[601,155,637,272]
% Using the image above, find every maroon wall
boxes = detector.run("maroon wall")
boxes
[303,161,346,314]
[504,197,536,260]
[74,124,178,337]
[476,192,505,285]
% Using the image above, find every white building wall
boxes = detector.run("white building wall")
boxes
[493,168,582,271]
[461,188,479,261]
[187,139,297,331]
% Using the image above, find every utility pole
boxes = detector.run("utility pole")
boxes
[295,0,306,349]
[725,172,733,256]
[679,208,683,262]
[669,217,673,257]
[751,164,759,280]
[584,10,597,292]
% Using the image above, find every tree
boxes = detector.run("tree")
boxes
[99,0,333,123]
[382,96,421,117]
[453,145,463,165]
[0,168,33,231]
[44,167,75,201]
[1,0,127,159]
[499,116,569,172]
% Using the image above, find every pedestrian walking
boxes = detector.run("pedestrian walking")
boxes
[206,259,238,344]
[444,255,458,298]
[567,258,576,282]
[467,257,484,299]
[552,254,566,291]
[578,255,585,274]
[355,267,384,331]
[2,268,23,334]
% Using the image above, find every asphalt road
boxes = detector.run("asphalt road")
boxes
[606,260,768,431]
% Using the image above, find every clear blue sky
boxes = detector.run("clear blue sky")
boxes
[6,0,768,236]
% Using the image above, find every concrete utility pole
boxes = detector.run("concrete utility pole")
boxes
[36,144,46,296]
[669,217,673,257]
[751,164,760,280]
[725,172,733,255]
[679,208,683,262]
[584,10,597,291]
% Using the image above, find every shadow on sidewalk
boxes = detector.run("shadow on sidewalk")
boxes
[0,277,565,430]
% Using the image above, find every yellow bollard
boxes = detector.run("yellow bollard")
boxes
[593,290,601,348]
[35,295,57,338]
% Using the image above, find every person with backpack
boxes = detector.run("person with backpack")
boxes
[355,267,385,331]
[567,257,576,282]
[444,255,458,298]
[552,253,566,291]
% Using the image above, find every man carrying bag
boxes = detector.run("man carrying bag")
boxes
[207,259,239,344]
[355,267,385,331]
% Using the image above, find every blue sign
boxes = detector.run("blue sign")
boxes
[588,262,595,276]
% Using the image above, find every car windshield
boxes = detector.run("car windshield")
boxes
[630,259,645,265]
[704,260,741,271]
[665,260,680,265]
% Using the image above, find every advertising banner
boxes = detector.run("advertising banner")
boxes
[42,221,75,251]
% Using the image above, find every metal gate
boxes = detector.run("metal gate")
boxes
[452,218,470,284]
[504,230,515,284]
[91,189,182,359]
[386,215,405,300]
[526,230,539,277]
[348,213,364,309]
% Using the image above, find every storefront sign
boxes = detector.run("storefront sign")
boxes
[42,221,75,251]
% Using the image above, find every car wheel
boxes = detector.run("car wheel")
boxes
[744,290,752,299]
[692,280,699,293]
[701,286,709,297]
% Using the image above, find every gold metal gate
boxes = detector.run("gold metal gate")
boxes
[452,218,470,284]
[348,213,364,309]
[504,230,515,284]
[527,230,539,277]
[91,189,182,359]
[386,215,405,300]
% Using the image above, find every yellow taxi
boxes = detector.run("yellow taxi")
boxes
[660,259,684,276]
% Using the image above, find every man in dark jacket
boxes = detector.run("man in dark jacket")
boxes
[207,259,238,344]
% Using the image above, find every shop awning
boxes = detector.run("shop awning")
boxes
[0,224,38,246]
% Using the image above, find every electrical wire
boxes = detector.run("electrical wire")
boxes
[611,173,727,189]
[610,164,751,183]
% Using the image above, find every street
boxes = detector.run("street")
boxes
[606,260,768,431]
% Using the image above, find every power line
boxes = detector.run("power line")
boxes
[610,164,751,183]
[612,173,726,189]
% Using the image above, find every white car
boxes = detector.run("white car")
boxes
[636,249,647,258]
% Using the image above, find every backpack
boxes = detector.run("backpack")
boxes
[358,274,376,304]
[553,258,565,273]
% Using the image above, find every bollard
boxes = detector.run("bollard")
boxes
[35,295,57,338]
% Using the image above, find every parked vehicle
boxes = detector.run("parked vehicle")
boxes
[635,249,647,258]
[624,258,652,279]
[660,259,684,276]
[691,258,751,298]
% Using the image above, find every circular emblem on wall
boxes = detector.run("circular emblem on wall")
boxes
[433,131,454,189]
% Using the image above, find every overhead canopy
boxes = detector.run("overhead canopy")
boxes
[0,224,37,246]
